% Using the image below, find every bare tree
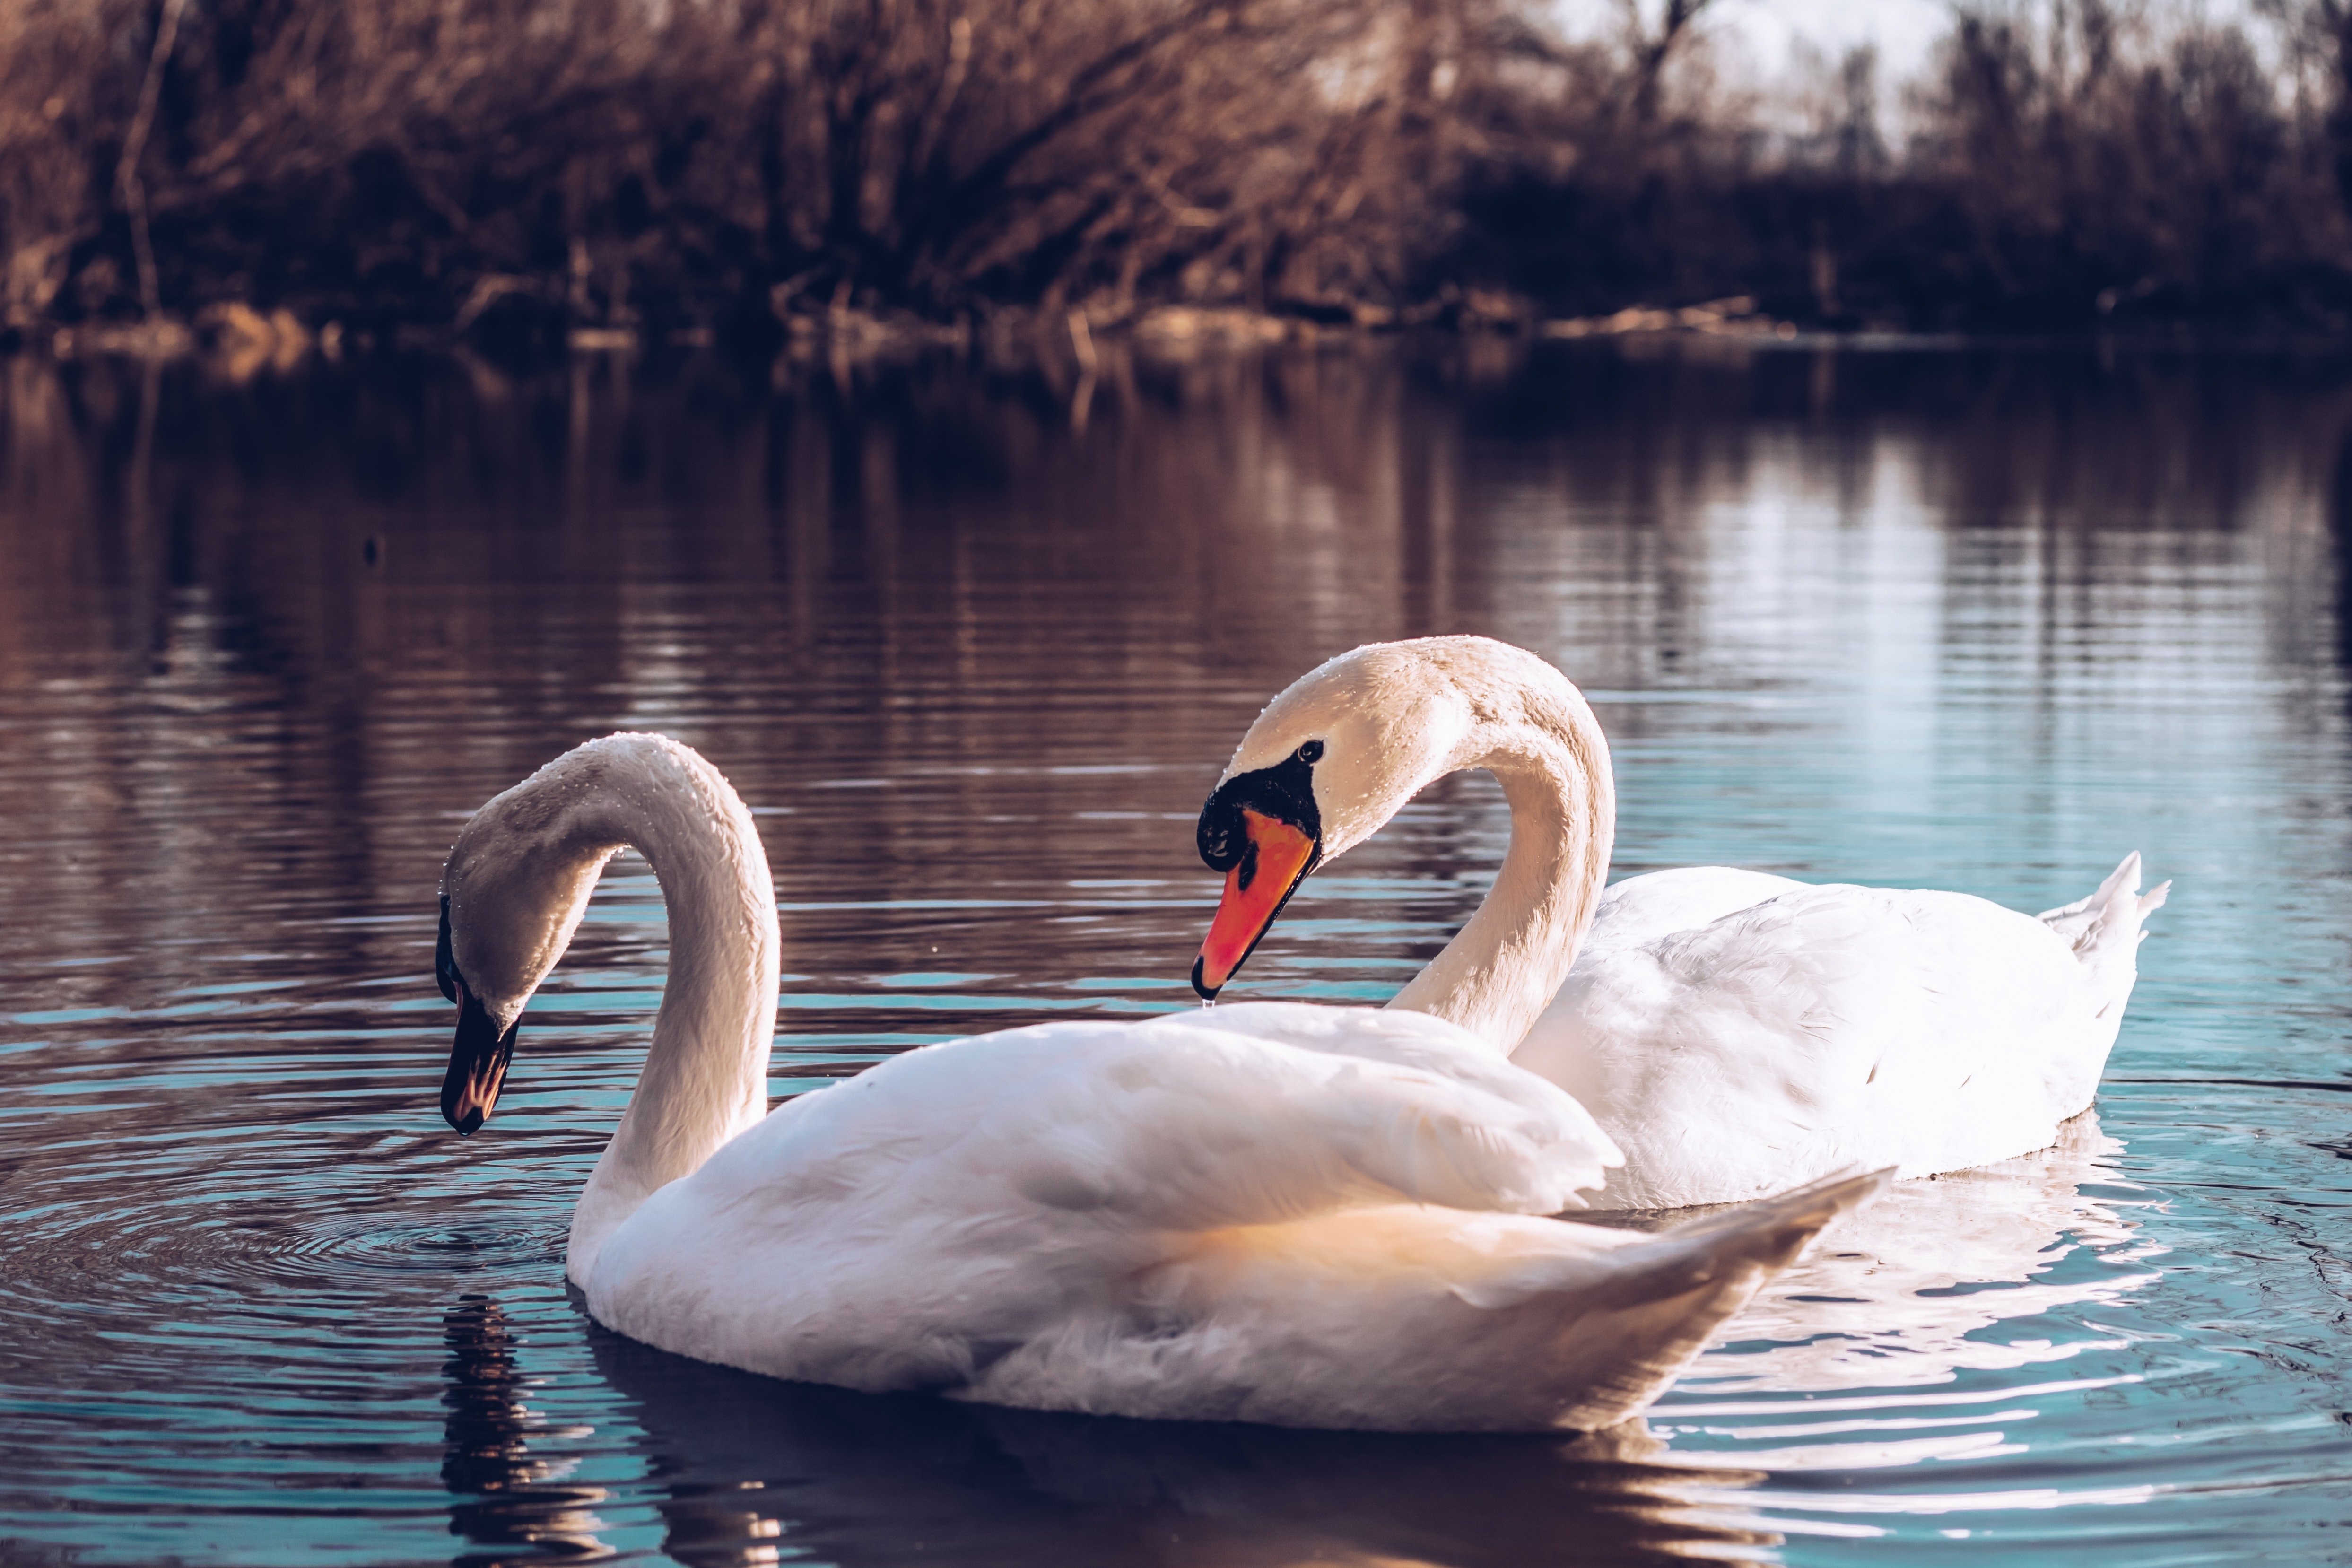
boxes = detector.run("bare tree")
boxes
[1620,0,1717,128]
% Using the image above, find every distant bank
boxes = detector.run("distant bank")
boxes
[7,0,2352,359]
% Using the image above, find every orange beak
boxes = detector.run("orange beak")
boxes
[1192,808,1319,999]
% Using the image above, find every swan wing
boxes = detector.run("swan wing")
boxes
[1515,883,2106,1206]
[700,1002,1620,1233]
[964,1167,1892,1431]
[1576,865,1805,963]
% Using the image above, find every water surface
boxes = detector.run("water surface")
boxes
[1,340,2349,1564]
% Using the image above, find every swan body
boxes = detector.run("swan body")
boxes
[1191,637,2168,1211]
[1515,863,2157,1207]
[434,732,1889,1433]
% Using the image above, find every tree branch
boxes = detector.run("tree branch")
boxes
[117,0,192,322]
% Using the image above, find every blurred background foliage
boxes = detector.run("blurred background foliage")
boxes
[5,0,2352,340]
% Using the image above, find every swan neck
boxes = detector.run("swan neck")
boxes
[1385,707,1614,1050]
[567,751,779,1284]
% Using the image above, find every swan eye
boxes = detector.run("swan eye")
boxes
[1296,740,1324,765]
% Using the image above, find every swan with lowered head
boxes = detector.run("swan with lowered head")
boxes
[432,732,1889,1433]
[1190,636,2167,1210]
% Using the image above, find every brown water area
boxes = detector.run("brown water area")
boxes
[2,339,2351,1565]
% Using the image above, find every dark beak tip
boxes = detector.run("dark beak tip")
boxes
[439,1092,484,1136]
[441,993,512,1139]
[1190,955,1220,1002]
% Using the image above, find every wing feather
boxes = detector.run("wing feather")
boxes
[701,1002,1620,1239]
[1515,883,2098,1206]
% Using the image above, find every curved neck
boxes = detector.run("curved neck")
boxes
[1384,706,1615,1050]
[564,746,780,1284]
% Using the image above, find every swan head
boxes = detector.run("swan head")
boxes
[434,749,627,1135]
[1193,637,1568,998]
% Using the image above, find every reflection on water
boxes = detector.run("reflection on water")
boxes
[437,1290,1780,1568]
[1683,1111,2158,1401]
[579,1305,1773,1568]
[444,1297,612,1563]
[3,340,2352,1564]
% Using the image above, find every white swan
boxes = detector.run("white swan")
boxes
[433,732,1890,1433]
[1188,636,2168,1210]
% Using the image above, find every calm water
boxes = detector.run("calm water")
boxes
[2,339,2350,1566]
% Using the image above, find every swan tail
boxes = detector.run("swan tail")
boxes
[1436,1167,1894,1431]
[2037,852,2165,1012]
[1475,1165,1895,1315]
[2032,851,2154,950]
[2033,851,2130,937]
[1632,1165,1894,1271]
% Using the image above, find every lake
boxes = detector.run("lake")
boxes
[1,336,2348,1565]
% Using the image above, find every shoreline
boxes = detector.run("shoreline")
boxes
[21,298,2352,384]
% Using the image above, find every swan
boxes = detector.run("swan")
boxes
[1188,636,2168,1210]
[431,732,1889,1434]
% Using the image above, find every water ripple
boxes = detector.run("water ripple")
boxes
[7,345,2352,1563]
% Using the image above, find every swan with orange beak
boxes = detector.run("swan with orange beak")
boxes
[1191,636,2167,1212]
